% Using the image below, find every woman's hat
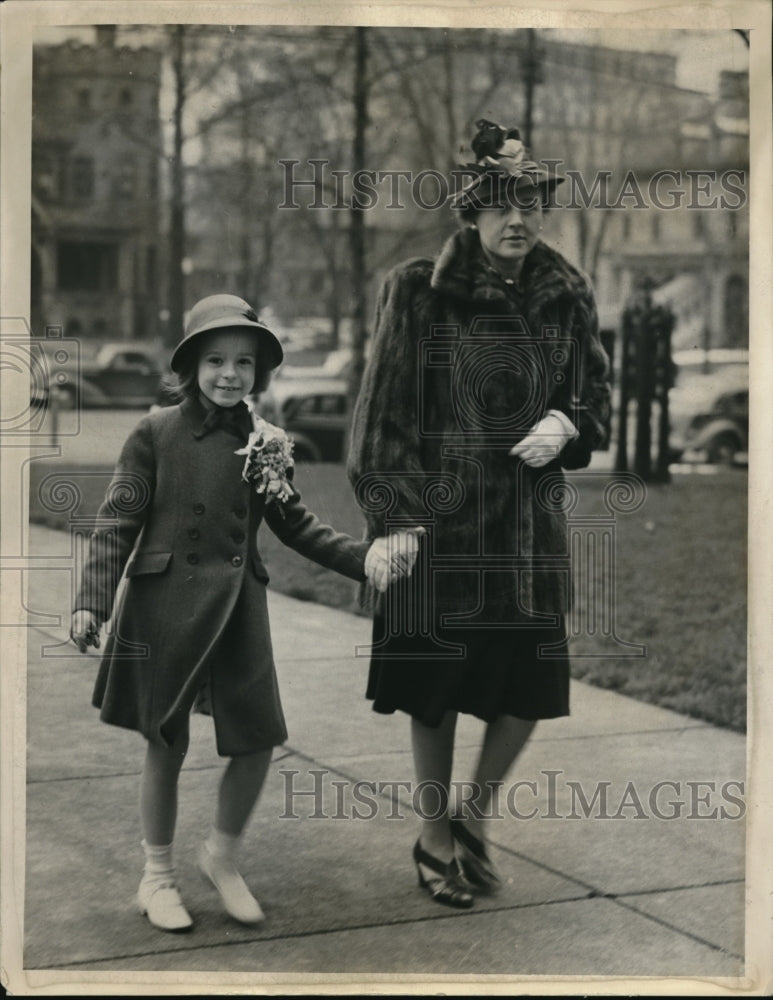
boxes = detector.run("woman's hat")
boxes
[449,119,564,211]
[170,294,284,372]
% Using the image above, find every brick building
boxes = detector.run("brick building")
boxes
[31,26,162,341]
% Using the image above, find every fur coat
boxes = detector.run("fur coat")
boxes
[347,226,611,622]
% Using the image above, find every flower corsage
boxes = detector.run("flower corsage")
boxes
[235,416,295,516]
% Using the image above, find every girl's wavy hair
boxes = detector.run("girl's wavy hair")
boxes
[161,327,275,404]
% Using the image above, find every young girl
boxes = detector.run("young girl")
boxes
[70,294,419,933]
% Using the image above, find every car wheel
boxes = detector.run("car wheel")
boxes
[292,443,320,463]
[52,385,77,410]
[707,431,739,466]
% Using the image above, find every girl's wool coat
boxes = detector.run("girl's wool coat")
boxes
[75,396,369,754]
[347,226,611,623]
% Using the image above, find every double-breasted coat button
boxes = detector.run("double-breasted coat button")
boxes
[232,531,246,544]
[193,502,205,515]
[233,506,247,519]
[231,555,243,567]
[187,553,199,565]
[187,527,200,540]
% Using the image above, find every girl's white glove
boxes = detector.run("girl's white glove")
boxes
[365,527,425,592]
[509,410,579,468]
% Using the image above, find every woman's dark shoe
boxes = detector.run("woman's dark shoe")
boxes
[450,819,501,893]
[413,839,474,909]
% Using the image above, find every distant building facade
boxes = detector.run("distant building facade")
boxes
[31,26,162,341]
[528,46,749,351]
[180,32,748,353]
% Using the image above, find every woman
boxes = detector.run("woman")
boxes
[347,120,611,908]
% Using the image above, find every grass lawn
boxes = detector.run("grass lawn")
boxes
[259,463,748,733]
[32,458,746,733]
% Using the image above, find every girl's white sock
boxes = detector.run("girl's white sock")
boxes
[204,827,240,862]
[140,838,175,888]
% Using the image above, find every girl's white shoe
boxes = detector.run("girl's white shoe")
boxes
[197,842,264,924]
[137,878,193,932]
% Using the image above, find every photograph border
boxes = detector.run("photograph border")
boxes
[2,1,771,995]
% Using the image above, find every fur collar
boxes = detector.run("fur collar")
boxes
[431,225,588,308]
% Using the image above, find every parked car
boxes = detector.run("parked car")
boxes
[676,387,748,465]
[277,348,353,381]
[36,341,165,410]
[668,349,749,465]
[253,376,349,462]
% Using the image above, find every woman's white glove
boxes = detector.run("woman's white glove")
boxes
[365,527,425,592]
[70,610,101,653]
[509,410,579,468]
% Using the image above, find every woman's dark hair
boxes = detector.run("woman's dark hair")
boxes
[456,175,556,224]
[162,328,274,403]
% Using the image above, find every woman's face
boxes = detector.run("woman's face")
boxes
[475,191,543,274]
[197,330,257,408]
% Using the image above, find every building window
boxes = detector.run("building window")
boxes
[146,245,158,294]
[148,161,158,199]
[33,152,58,199]
[723,274,748,347]
[71,157,94,199]
[622,214,631,240]
[308,271,325,296]
[692,212,706,238]
[114,157,136,199]
[119,88,132,107]
[57,242,119,291]
[650,214,661,241]
[77,89,91,109]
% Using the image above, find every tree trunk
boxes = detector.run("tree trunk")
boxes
[346,27,368,453]
[167,25,186,347]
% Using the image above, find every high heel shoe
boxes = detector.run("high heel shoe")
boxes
[413,839,474,909]
[450,819,500,893]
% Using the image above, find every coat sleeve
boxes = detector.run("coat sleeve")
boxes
[346,264,431,538]
[556,279,612,470]
[263,478,370,581]
[72,416,156,622]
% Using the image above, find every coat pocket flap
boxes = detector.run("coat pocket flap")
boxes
[251,556,270,584]
[126,551,173,577]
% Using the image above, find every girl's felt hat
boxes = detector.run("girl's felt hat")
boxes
[449,119,564,211]
[171,294,284,373]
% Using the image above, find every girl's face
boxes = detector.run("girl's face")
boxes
[475,192,543,275]
[197,330,257,408]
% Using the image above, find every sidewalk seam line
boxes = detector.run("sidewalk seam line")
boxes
[28,888,743,971]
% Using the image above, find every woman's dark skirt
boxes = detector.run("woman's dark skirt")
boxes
[366,605,570,728]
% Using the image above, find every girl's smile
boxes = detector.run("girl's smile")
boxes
[197,331,257,408]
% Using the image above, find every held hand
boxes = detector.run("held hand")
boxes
[509,412,578,468]
[70,610,100,653]
[365,527,425,592]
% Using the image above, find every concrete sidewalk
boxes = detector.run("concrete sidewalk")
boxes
[20,524,746,987]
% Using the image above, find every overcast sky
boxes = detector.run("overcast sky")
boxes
[34,24,749,98]
[548,29,749,94]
